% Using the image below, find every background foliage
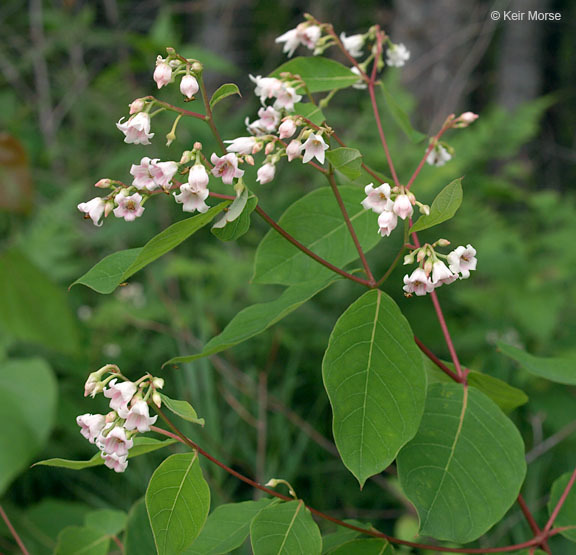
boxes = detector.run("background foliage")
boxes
[0,0,574,553]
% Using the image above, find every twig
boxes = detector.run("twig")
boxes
[0,504,30,555]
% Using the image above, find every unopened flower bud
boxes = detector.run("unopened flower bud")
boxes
[193,142,203,151]
[436,238,451,247]
[265,142,275,155]
[278,118,297,139]
[252,142,263,154]
[153,62,172,89]
[419,203,430,216]
[128,98,146,114]
[245,155,255,166]
[286,140,303,162]
[152,391,162,408]
[180,74,199,99]
[416,250,426,263]
[424,259,433,275]
[166,131,176,146]
[191,62,203,73]
[95,178,112,189]
[152,377,165,389]
[456,111,479,127]
[404,253,415,265]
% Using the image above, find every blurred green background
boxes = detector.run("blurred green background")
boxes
[0,0,575,553]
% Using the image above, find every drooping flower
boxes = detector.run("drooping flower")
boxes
[301,133,329,164]
[76,413,106,444]
[124,400,158,433]
[128,98,145,114]
[249,75,283,103]
[286,140,303,162]
[426,144,452,167]
[150,161,178,189]
[403,268,435,296]
[273,86,302,112]
[393,194,414,220]
[174,183,210,213]
[257,163,276,184]
[278,118,297,140]
[101,452,128,473]
[362,183,392,213]
[386,43,410,67]
[225,136,258,155]
[102,426,134,457]
[153,61,172,88]
[78,197,106,226]
[257,106,281,132]
[113,192,145,222]
[377,210,398,237]
[447,244,477,278]
[180,74,199,99]
[130,157,157,191]
[103,379,137,411]
[188,164,210,189]
[340,32,365,58]
[116,113,154,145]
[210,153,244,184]
[275,28,300,57]
[275,24,321,57]
[431,260,458,287]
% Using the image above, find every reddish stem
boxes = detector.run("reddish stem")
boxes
[209,192,371,287]
[517,494,551,554]
[143,96,206,120]
[149,420,562,554]
[414,335,462,383]
[544,466,576,533]
[405,121,452,190]
[368,33,400,189]
[327,171,375,285]
[0,504,30,555]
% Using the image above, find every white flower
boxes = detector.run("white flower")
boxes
[101,452,128,473]
[340,32,365,58]
[249,75,283,103]
[257,163,276,184]
[257,106,281,131]
[124,400,158,433]
[393,194,414,220]
[386,43,410,67]
[102,426,134,457]
[273,86,302,112]
[426,144,452,167]
[210,153,244,185]
[447,244,477,278]
[403,268,434,296]
[188,164,210,189]
[174,183,210,213]
[275,24,321,57]
[278,118,297,140]
[150,160,178,188]
[113,192,145,222]
[431,260,458,287]
[286,140,303,162]
[362,183,392,213]
[78,197,106,226]
[103,379,137,412]
[76,414,106,444]
[180,74,199,99]
[116,113,154,145]
[153,61,172,88]
[351,67,367,90]
[275,28,301,57]
[377,210,398,237]
[225,136,258,155]
[301,133,329,164]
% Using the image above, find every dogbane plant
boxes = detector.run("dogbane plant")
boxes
[34,13,576,555]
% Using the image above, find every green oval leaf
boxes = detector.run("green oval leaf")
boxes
[184,498,275,554]
[397,383,526,543]
[165,276,338,366]
[547,472,576,542]
[293,102,326,125]
[209,83,241,109]
[146,452,210,555]
[0,358,57,496]
[72,202,229,294]
[326,148,363,180]
[271,57,359,93]
[159,393,205,426]
[250,500,322,555]
[330,538,394,554]
[125,499,156,555]
[34,437,176,470]
[253,187,382,285]
[378,83,426,144]
[322,290,426,487]
[55,526,110,555]
[410,178,463,233]
[498,342,576,385]
[84,509,127,537]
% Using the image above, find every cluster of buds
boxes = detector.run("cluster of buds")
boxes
[77,365,164,472]
[402,241,478,297]
[425,112,479,167]
[153,51,201,99]
[361,182,430,237]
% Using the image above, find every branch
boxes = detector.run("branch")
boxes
[0,504,30,555]
[414,335,462,383]
[544,466,576,533]
[143,96,206,120]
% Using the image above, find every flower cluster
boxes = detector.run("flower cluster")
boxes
[402,242,478,296]
[77,365,163,472]
[361,183,430,237]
